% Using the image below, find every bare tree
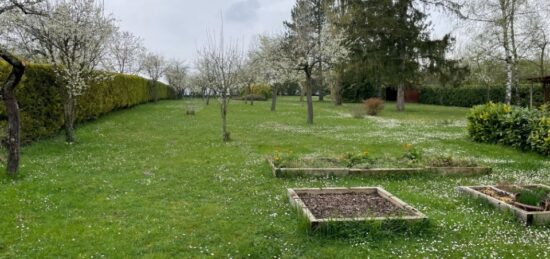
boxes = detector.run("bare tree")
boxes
[165,59,188,98]
[103,30,145,75]
[196,27,244,142]
[460,0,537,104]
[141,52,167,103]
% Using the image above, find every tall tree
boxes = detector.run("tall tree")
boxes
[284,0,348,124]
[15,0,114,143]
[0,0,44,176]
[331,0,456,111]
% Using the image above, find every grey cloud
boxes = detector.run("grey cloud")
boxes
[226,0,261,23]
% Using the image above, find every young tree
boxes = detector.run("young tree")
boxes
[165,59,188,98]
[284,0,348,124]
[0,0,44,176]
[103,30,145,75]
[141,52,167,103]
[196,29,244,142]
[14,0,114,143]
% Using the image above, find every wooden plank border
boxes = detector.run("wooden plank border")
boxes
[267,158,492,178]
[458,184,550,226]
[287,187,428,230]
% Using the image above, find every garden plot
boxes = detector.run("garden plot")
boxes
[288,187,427,230]
[268,151,492,178]
[459,184,550,226]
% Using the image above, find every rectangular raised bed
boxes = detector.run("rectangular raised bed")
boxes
[288,187,428,230]
[267,158,491,178]
[458,185,550,226]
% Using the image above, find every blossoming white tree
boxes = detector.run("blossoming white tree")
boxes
[0,0,44,176]
[15,0,115,143]
[250,34,301,111]
[284,0,349,124]
[196,29,244,142]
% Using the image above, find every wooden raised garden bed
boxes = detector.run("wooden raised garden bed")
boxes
[458,184,550,226]
[288,187,428,230]
[267,158,491,178]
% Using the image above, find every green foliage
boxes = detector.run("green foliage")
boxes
[0,63,176,143]
[467,103,550,156]
[420,85,545,108]
[242,83,272,99]
[517,187,550,207]
[1,98,549,257]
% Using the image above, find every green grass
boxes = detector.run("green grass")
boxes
[1,97,549,258]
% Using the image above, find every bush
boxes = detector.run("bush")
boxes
[241,84,272,99]
[363,98,385,116]
[0,63,176,143]
[467,103,550,156]
[420,85,545,108]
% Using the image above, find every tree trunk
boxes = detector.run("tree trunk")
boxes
[271,85,277,112]
[510,0,521,106]
[500,2,513,105]
[64,95,77,143]
[332,70,343,106]
[305,69,314,124]
[300,82,305,102]
[397,84,405,112]
[221,96,230,142]
[318,70,324,102]
[0,48,25,177]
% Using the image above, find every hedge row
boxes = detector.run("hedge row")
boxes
[467,103,550,156]
[419,85,545,108]
[0,63,176,142]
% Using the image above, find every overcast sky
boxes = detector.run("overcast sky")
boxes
[103,0,455,65]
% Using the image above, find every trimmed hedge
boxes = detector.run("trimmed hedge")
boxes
[467,103,550,156]
[420,85,545,108]
[0,63,176,143]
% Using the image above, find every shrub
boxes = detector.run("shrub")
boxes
[241,84,272,99]
[363,98,385,116]
[467,103,550,156]
[0,63,176,143]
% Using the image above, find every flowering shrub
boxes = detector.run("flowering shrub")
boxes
[363,98,385,116]
[467,103,550,156]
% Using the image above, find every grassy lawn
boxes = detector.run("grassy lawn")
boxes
[1,97,549,258]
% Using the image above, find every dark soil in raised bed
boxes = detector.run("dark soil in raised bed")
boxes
[296,191,417,219]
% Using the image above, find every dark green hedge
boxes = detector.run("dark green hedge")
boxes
[0,63,176,143]
[467,103,550,156]
[420,86,545,108]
